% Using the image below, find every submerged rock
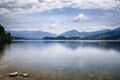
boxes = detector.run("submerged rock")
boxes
[9,72,18,77]
[9,72,29,77]
[22,73,29,77]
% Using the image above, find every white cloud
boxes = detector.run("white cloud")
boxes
[0,0,120,15]
[71,0,120,9]
[73,14,90,22]
[1,0,120,34]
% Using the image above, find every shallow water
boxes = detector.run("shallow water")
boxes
[0,40,120,80]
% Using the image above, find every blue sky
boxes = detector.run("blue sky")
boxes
[0,0,120,34]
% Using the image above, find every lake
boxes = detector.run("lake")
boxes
[0,40,120,80]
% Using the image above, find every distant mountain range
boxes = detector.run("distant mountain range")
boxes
[7,27,120,40]
[7,31,57,39]
[92,27,120,40]
[60,29,110,37]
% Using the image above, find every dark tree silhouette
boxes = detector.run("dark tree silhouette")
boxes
[0,24,5,35]
[0,24,12,43]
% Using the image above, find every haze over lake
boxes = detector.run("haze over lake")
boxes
[0,40,120,80]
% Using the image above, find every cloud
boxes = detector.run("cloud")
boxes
[0,0,120,34]
[0,0,120,15]
[71,0,120,9]
[73,14,90,22]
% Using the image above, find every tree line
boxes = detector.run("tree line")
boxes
[0,24,12,43]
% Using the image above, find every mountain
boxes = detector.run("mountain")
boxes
[60,30,80,37]
[105,27,120,36]
[7,27,120,40]
[80,29,111,37]
[7,31,57,39]
[60,29,111,37]
[93,27,120,39]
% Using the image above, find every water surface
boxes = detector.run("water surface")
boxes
[0,40,120,80]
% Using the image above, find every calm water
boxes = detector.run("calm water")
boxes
[0,40,120,80]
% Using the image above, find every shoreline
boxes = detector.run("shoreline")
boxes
[12,39,120,42]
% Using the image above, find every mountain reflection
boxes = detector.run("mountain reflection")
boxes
[59,41,120,52]
[0,44,7,60]
[12,40,120,52]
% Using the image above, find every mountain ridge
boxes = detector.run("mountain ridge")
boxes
[7,27,120,40]
[60,29,111,37]
[7,31,57,39]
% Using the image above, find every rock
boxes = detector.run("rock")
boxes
[9,72,29,77]
[22,73,29,77]
[14,72,18,75]
[9,72,18,77]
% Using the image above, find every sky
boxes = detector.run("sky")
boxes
[0,0,120,34]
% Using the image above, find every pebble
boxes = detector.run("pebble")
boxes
[9,72,29,77]
[23,73,29,77]
[9,72,18,77]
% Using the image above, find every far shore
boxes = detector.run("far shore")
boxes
[12,39,120,42]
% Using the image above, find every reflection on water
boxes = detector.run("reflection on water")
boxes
[0,44,9,61]
[0,40,120,80]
